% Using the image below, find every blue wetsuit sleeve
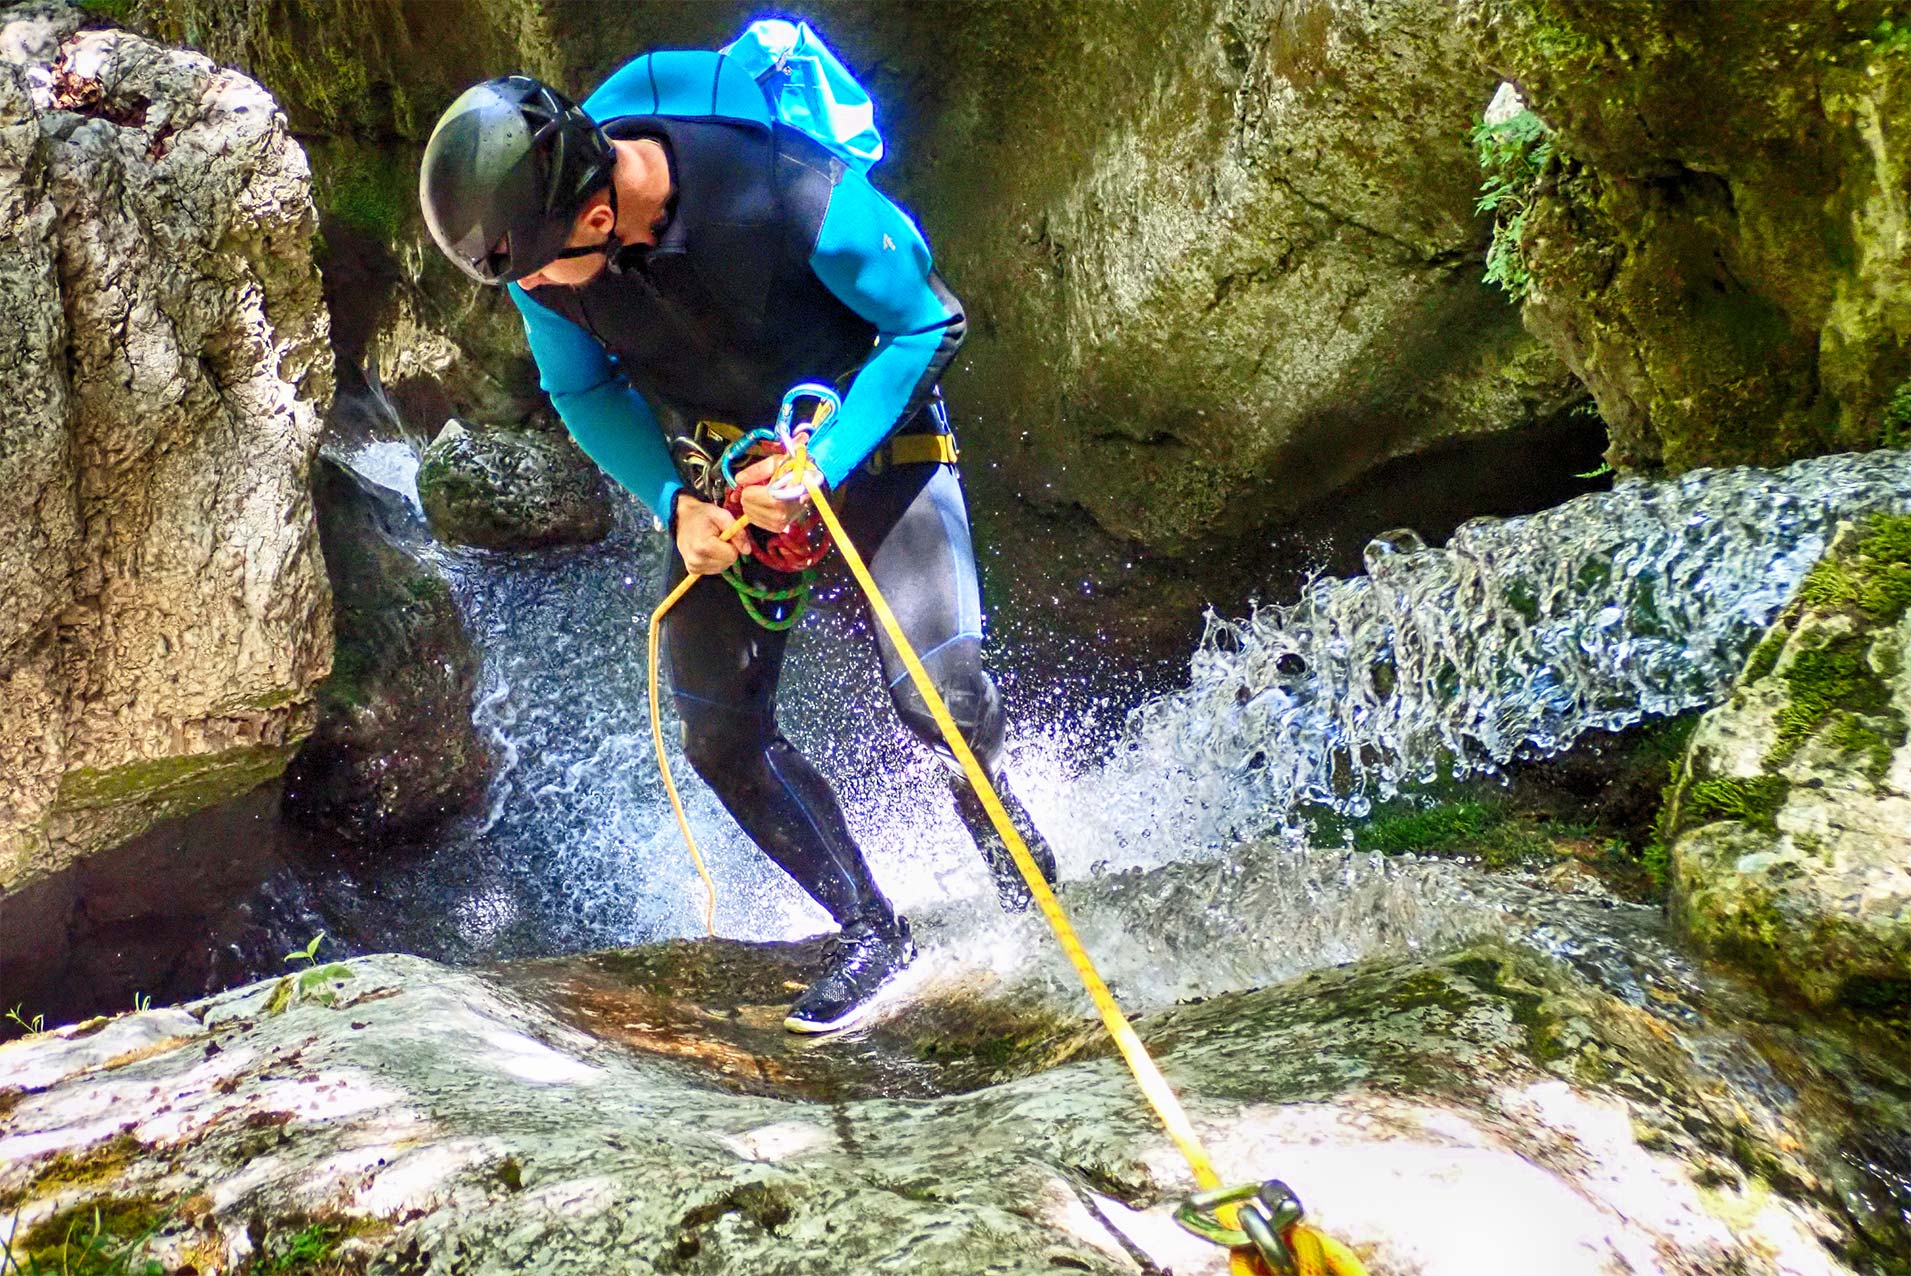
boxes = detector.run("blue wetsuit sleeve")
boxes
[805,171,966,487]
[507,283,683,524]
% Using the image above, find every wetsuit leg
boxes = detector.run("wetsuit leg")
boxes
[659,555,897,929]
[831,411,1060,905]
[832,449,999,776]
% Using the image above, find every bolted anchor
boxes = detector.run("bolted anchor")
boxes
[1173,1179,1307,1273]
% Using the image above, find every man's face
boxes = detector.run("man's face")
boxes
[515,195,615,290]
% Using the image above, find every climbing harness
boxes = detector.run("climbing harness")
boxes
[646,386,1368,1276]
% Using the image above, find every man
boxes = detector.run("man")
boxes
[419,50,1058,1034]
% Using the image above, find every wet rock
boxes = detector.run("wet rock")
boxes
[1,919,1897,1275]
[0,3,331,889]
[280,458,489,850]
[1667,516,1911,1012]
[416,420,614,551]
[881,0,1583,557]
[1465,0,1911,472]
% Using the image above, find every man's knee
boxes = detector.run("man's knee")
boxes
[681,714,767,794]
[895,664,1004,776]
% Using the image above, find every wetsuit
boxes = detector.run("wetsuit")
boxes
[506,51,1011,930]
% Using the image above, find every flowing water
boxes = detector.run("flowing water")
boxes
[275,443,1911,973]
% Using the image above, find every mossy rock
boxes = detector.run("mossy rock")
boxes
[1469,0,1911,473]
[1667,518,1911,1010]
[281,458,491,848]
[416,420,613,551]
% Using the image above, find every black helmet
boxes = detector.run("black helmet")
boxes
[420,76,615,285]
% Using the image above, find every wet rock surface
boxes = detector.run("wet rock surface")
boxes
[4,840,1909,1275]
[0,2,331,887]
[281,459,490,850]
[1466,0,1911,473]
[1669,515,1911,1013]
[416,420,614,551]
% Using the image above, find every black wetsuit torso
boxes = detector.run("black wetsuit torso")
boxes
[528,115,880,430]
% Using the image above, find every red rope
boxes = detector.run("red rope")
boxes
[722,442,833,573]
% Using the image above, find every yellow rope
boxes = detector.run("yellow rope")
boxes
[803,475,1364,1276]
[640,442,1363,1274]
[646,513,755,937]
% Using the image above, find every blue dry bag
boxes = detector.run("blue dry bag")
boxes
[720,19,883,171]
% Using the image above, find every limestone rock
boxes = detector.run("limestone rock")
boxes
[130,0,569,437]
[1465,0,1911,472]
[417,420,614,551]
[0,924,1889,1275]
[0,3,331,888]
[881,0,1582,556]
[281,458,489,849]
[1668,516,1911,1010]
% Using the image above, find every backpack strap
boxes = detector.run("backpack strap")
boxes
[583,50,772,126]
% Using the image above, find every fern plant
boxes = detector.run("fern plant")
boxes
[1470,108,1555,301]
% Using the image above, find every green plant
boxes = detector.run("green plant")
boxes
[266,931,355,1016]
[285,931,328,969]
[1470,108,1556,301]
[251,1220,351,1275]
[5,1003,45,1035]
[3,1198,172,1275]
[131,992,150,1013]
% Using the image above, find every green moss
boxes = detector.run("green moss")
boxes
[76,0,136,21]
[1882,380,1911,449]
[1575,555,1613,593]
[309,143,414,244]
[1354,800,1496,853]
[1504,577,1542,623]
[1347,797,1576,870]
[1823,711,1902,784]
[1838,975,1911,1020]
[1686,776,1790,833]
[1767,635,1892,767]
[0,1134,150,1216]
[55,744,299,813]
[14,1196,171,1275]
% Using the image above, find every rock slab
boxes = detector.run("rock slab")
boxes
[0,928,1889,1275]
[0,2,332,888]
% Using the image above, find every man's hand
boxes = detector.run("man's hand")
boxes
[731,455,815,533]
[675,493,749,575]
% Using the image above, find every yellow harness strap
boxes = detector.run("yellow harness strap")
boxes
[696,419,957,469]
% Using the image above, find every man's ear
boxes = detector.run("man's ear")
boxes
[581,192,616,233]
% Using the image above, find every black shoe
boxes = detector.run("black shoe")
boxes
[783,915,917,1034]
[953,781,1060,913]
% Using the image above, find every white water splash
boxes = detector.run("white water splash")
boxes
[1033,448,1911,867]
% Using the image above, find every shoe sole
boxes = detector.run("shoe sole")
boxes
[781,1003,876,1035]
[783,945,919,1035]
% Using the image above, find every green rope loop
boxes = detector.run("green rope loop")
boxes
[722,565,816,631]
